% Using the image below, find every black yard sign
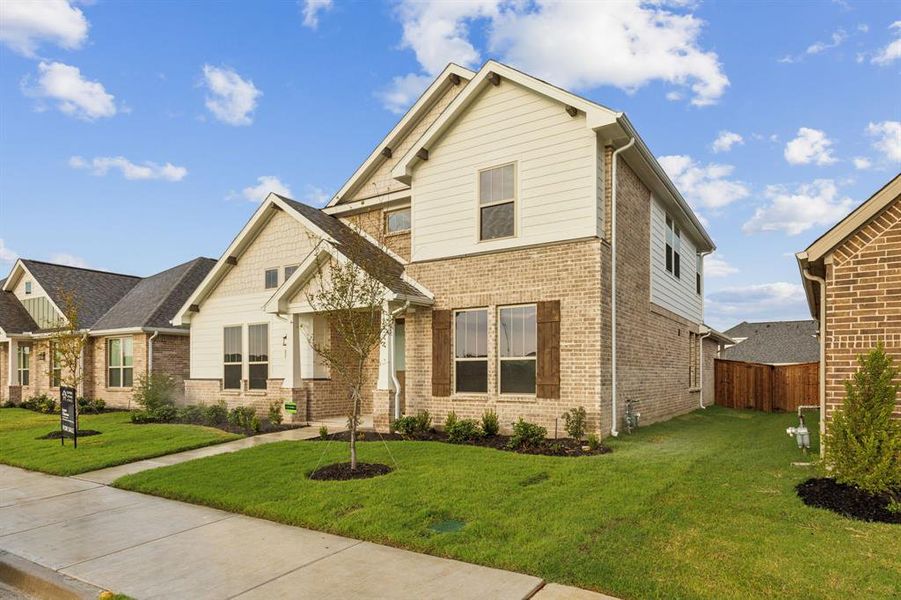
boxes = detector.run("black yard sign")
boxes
[60,387,77,448]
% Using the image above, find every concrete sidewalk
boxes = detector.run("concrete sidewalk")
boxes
[0,465,614,599]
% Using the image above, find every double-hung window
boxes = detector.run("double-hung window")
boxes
[108,337,133,388]
[386,207,411,233]
[498,305,537,394]
[223,326,242,390]
[17,345,30,386]
[665,215,681,279]
[50,344,62,388]
[479,164,515,241]
[454,309,488,393]
[248,324,269,390]
[264,268,279,289]
[284,265,299,280]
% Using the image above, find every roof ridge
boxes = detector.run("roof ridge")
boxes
[21,258,140,279]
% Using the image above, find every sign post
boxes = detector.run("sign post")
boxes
[60,387,77,448]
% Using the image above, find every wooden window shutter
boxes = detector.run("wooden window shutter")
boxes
[537,300,561,399]
[431,310,452,396]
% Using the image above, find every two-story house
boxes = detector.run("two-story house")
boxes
[0,257,214,407]
[174,61,722,435]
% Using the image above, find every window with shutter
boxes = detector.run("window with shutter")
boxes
[536,300,561,399]
[498,305,537,394]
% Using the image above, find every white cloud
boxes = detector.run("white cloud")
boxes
[852,156,872,170]
[872,21,901,66]
[303,184,330,206]
[704,252,738,278]
[742,179,855,235]
[48,252,88,268]
[69,155,187,181]
[706,282,809,328]
[381,0,728,112]
[0,239,18,264]
[201,65,261,126]
[376,73,434,115]
[783,127,837,166]
[658,154,750,210]
[779,28,847,63]
[711,130,743,153]
[0,0,88,57]
[241,176,292,203]
[866,120,901,163]
[24,61,116,120]
[302,0,333,29]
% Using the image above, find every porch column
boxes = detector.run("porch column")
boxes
[7,338,17,388]
[282,314,302,389]
[297,313,316,379]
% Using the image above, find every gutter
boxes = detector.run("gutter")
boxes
[801,267,827,457]
[609,137,635,437]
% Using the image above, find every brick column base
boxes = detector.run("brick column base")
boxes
[372,389,393,433]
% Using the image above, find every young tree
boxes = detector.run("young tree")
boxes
[825,344,900,501]
[304,219,396,471]
[46,290,89,399]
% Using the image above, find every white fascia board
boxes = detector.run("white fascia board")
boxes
[322,190,412,216]
[327,64,475,208]
[391,60,621,182]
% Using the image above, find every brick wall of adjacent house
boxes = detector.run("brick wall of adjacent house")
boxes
[824,195,901,422]
[149,334,190,404]
[0,342,10,403]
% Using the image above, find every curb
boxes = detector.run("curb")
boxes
[0,551,103,600]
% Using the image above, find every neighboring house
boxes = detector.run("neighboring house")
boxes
[720,320,820,365]
[175,60,722,434]
[797,174,901,443]
[0,257,215,407]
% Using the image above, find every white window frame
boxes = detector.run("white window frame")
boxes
[17,344,30,386]
[497,304,537,396]
[453,308,489,394]
[24,281,32,295]
[50,343,62,388]
[385,207,411,234]
[665,214,681,279]
[264,268,279,289]
[247,322,269,391]
[477,162,517,242]
[223,325,243,390]
[107,336,134,388]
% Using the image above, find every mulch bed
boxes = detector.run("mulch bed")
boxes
[796,478,900,524]
[318,430,611,457]
[309,462,392,480]
[132,420,305,437]
[38,430,102,440]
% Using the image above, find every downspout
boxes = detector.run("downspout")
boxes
[609,137,635,437]
[801,268,827,457]
[147,330,160,372]
[388,301,410,420]
[697,250,713,409]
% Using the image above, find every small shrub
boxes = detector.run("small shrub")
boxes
[268,401,284,425]
[130,411,153,424]
[251,415,261,434]
[446,418,483,443]
[228,406,257,432]
[150,404,178,423]
[204,400,228,426]
[177,404,205,424]
[132,373,175,413]
[481,409,500,437]
[508,418,547,450]
[2,400,17,408]
[413,410,432,432]
[319,425,329,440]
[394,410,432,437]
[23,394,55,413]
[562,406,588,440]
[826,344,901,498]
[77,397,106,414]
[444,411,458,431]
[586,433,601,451]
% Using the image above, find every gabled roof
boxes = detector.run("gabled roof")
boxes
[92,257,216,331]
[327,63,475,208]
[0,278,38,335]
[3,259,141,328]
[721,320,819,365]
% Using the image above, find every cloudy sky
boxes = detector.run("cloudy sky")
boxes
[0,0,898,330]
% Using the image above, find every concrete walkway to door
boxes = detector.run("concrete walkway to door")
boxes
[0,465,615,599]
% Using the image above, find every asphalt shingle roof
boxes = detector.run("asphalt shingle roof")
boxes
[277,195,429,301]
[92,257,216,331]
[0,278,38,334]
[721,320,819,364]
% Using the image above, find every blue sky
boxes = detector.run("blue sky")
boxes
[0,0,899,330]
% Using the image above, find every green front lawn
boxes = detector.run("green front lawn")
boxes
[114,407,900,599]
[0,408,241,475]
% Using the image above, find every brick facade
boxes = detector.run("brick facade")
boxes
[824,196,901,422]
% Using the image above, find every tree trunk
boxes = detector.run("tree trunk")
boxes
[349,386,360,471]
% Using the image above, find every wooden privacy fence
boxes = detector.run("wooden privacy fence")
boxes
[714,359,818,412]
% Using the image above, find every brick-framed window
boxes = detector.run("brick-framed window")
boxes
[17,344,30,386]
[385,207,411,234]
[223,326,242,390]
[107,337,134,388]
[498,304,537,395]
[454,308,488,393]
[478,163,516,241]
[264,268,279,289]
[248,323,269,390]
[665,214,681,279]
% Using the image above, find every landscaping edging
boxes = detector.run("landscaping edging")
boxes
[796,478,900,524]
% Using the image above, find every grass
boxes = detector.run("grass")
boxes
[113,407,900,599]
[0,408,241,475]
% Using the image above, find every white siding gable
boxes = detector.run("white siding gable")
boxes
[650,195,703,323]
[410,80,598,262]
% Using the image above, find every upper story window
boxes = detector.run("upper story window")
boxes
[498,305,537,395]
[665,215,681,279]
[284,265,299,280]
[17,345,30,386]
[696,255,702,295]
[264,268,278,289]
[479,163,515,241]
[24,281,32,295]
[108,337,134,388]
[454,309,488,393]
[248,323,269,390]
[386,207,411,234]
[223,326,242,390]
